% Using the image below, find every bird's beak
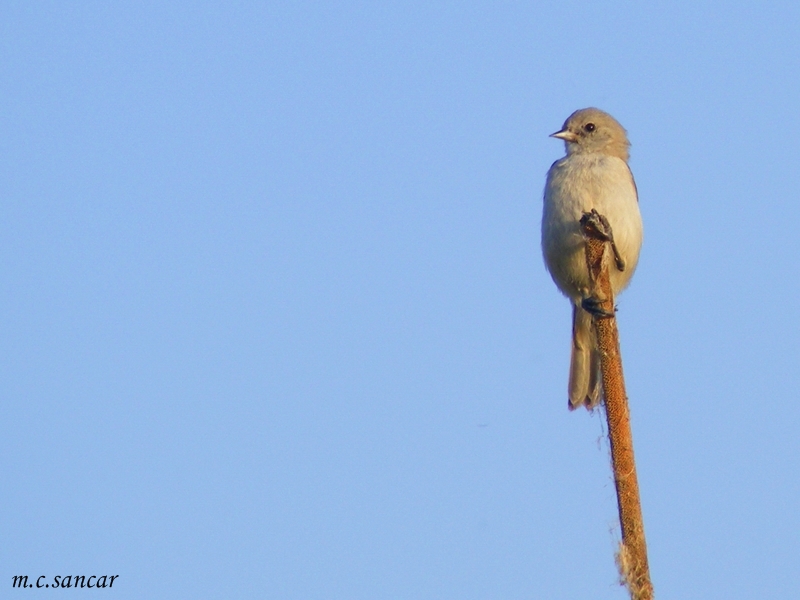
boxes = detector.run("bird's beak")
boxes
[550,129,578,143]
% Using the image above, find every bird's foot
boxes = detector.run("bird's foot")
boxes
[580,209,626,272]
[581,295,616,319]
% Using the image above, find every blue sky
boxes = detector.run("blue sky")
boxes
[2,2,799,598]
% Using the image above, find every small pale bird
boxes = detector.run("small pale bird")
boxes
[542,108,643,410]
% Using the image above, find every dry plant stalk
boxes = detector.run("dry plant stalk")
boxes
[580,211,654,600]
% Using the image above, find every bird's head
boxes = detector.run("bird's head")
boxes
[550,108,630,161]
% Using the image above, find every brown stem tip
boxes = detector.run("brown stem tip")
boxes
[580,212,654,600]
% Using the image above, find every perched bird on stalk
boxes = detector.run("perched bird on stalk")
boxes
[542,108,643,410]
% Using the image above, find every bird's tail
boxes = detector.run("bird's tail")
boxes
[568,304,602,410]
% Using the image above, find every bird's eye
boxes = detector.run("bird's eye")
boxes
[584,123,596,133]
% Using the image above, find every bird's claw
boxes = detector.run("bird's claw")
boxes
[580,209,626,272]
[581,296,616,319]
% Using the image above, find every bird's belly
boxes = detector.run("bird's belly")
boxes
[542,159,642,301]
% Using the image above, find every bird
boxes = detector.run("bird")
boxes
[542,108,643,410]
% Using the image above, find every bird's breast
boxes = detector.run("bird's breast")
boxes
[542,154,643,300]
